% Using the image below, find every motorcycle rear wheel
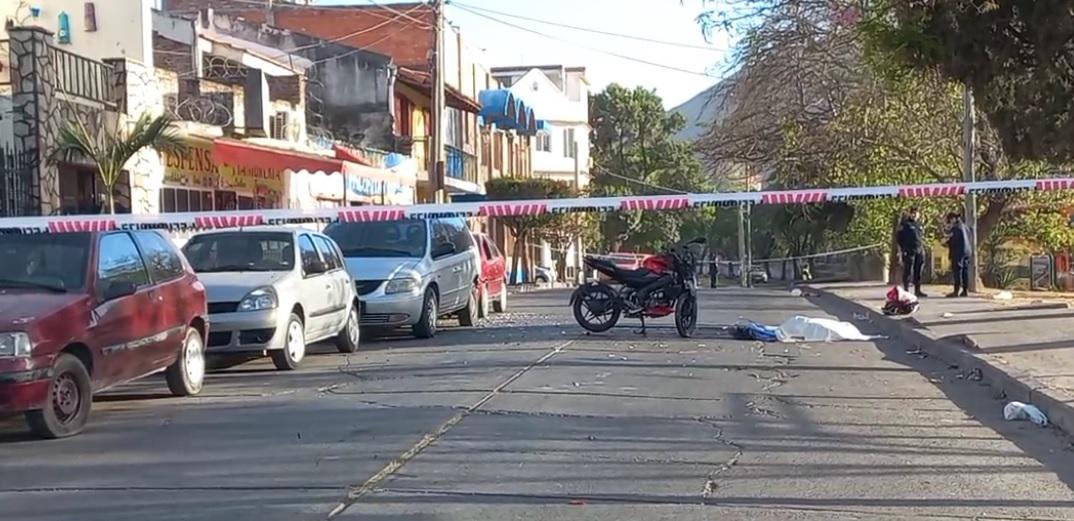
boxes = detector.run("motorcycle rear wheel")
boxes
[573,285,621,333]
[675,293,698,338]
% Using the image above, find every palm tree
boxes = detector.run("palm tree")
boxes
[49,112,186,214]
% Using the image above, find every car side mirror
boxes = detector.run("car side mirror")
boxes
[432,242,455,259]
[101,280,137,301]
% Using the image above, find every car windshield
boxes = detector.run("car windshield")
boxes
[0,233,91,291]
[325,219,427,258]
[183,232,295,273]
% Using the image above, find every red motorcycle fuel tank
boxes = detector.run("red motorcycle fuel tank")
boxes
[641,254,672,274]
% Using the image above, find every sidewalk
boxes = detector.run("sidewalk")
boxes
[808,282,1074,435]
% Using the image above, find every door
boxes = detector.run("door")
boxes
[313,235,349,333]
[484,238,506,297]
[91,232,159,387]
[297,234,333,339]
[133,231,190,369]
[445,218,477,307]
[430,219,461,310]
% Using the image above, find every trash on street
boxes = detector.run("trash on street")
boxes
[1003,401,1048,426]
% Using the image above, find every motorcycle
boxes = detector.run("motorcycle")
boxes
[570,237,706,337]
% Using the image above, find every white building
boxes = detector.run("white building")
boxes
[491,65,591,281]
[491,65,590,187]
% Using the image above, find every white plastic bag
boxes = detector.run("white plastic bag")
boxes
[1003,401,1048,426]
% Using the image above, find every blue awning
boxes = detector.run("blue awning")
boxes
[479,89,541,136]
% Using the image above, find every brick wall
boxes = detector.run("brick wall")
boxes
[161,1,434,69]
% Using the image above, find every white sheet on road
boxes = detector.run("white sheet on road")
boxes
[777,315,880,343]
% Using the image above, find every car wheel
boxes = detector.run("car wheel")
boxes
[535,274,549,285]
[477,283,489,319]
[492,284,508,313]
[412,289,438,339]
[26,353,93,439]
[335,304,361,354]
[459,284,479,327]
[166,327,206,396]
[271,314,305,371]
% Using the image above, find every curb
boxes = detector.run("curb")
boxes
[805,286,1074,436]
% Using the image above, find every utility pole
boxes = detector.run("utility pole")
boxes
[573,140,583,283]
[745,203,753,288]
[430,0,447,204]
[737,202,747,287]
[962,85,979,292]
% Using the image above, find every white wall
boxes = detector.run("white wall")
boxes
[503,68,590,182]
[2,0,154,66]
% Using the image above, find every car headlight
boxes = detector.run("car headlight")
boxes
[238,287,278,312]
[384,276,420,295]
[0,332,32,357]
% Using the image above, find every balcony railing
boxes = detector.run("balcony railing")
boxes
[48,46,116,108]
[445,144,478,185]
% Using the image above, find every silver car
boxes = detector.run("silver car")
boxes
[182,228,360,371]
[325,217,481,338]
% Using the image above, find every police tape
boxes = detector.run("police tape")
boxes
[2,177,1072,234]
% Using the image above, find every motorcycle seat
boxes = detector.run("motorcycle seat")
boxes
[586,256,664,288]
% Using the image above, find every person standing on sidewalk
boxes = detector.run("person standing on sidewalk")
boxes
[944,212,970,297]
[709,253,719,288]
[896,207,928,297]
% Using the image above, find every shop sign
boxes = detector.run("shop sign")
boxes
[162,139,218,189]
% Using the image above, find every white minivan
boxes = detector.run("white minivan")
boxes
[324,217,481,338]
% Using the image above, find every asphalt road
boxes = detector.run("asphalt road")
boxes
[2,287,1074,521]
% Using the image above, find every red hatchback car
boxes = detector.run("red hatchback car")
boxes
[472,233,508,316]
[0,231,208,438]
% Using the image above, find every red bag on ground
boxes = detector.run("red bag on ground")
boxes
[882,286,919,316]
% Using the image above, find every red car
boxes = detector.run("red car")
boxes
[0,231,208,438]
[472,233,508,316]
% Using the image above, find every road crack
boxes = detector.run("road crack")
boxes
[696,416,744,499]
[326,339,575,519]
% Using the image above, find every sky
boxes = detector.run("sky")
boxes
[316,0,736,109]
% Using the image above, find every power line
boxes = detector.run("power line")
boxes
[448,3,716,78]
[447,1,726,52]
[594,167,690,195]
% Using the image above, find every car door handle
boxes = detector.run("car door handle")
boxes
[452,266,462,273]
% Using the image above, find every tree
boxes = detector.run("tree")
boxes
[589,83,712,252]
[692,0,1074,283]
[860,0,1074,164]
[485,177,575,283]
[49,112,185,214]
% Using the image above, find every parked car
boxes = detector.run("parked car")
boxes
[325,217,480,339]
[534,266,557,285]
[181,228,359,371]
[472,233,508,315]
[750,266,769,284]
[0,231,207,438]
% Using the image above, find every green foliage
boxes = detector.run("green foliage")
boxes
[485,177,575,238]
[49,111,186,214]
[589,83,712,252]
[860,0,1074,163]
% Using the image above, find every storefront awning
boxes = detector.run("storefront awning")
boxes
[478,89,543,136]
[213,138,344,174]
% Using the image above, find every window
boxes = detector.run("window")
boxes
[324,219,428,258]
[443,218,473,253]
[98,233,150,288]
[182,232,295,273]
[298,235,323,276]
[162,188,214,213]
[135,231,185,282]
[536,133,551,152]
[312,236,341,271]
[431,220,453,257]
[480,239,493,260]
[0,233,91,290]
[563,128,576,158]
[487,240,502,259]
[270,111,290,140]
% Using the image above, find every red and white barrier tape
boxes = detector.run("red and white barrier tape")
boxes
[1,177,1069,234]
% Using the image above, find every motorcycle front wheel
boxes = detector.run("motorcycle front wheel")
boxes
[573,284,621,333]
[674,293,698,338]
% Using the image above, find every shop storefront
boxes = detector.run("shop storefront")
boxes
[287,156,418,210]
[160,138,307,212]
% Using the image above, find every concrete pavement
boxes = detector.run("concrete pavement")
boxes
[812,282,1074,436]
[2,287,1073,520]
